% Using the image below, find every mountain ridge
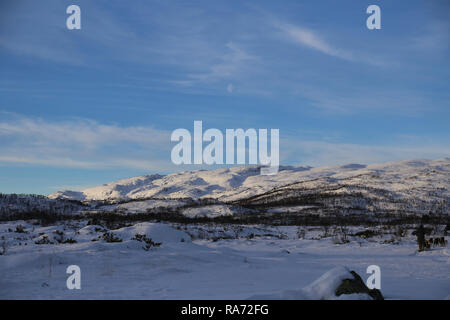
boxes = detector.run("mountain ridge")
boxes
[48,159,450,211]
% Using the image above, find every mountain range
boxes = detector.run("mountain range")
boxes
[46,158,450,220]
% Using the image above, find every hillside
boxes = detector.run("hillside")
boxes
[46,158,450,219]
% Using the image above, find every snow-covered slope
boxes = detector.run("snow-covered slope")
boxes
[49,158,450,205]
[1,220,448,299]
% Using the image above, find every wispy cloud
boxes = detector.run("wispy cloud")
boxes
[177,42,259,89]
[409,21,450,54]
[1,113,448,172]
[291,84,442,114]
[280,137,450,167]
[0,117,168,147]
[0,114,174,171]
[274,22,383,66]
[276,23,351,60]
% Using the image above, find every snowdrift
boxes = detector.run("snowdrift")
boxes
[251,267,383,300]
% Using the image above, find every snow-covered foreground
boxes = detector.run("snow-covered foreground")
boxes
[0,220,449,300]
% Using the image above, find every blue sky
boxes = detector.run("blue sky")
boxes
[0,0,449,195]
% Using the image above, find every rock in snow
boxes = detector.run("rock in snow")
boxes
[252,267,384,300]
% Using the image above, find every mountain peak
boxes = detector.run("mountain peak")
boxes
[48,158,449,202]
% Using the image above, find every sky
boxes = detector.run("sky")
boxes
[0,0,449,195]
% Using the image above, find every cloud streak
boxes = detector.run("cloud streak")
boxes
[1,114,449,172]
[284,140,450,167]
[186,42,258,84]
[0,114,174,171]
[276,23,350,59]
[274,22,383,66]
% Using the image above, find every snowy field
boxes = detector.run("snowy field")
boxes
[0,220,449,300]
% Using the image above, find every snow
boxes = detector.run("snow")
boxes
[45,159,450,220]
[302,267,353,299]
[2,158,449,299]
[1,221,448,299]
[98,199,186,214]
[181,205,239,218]
[111,222,191,244]
[250,267,357,300]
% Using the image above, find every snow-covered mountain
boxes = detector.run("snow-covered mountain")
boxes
[47,158,450,218]
[49,158,449,201]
